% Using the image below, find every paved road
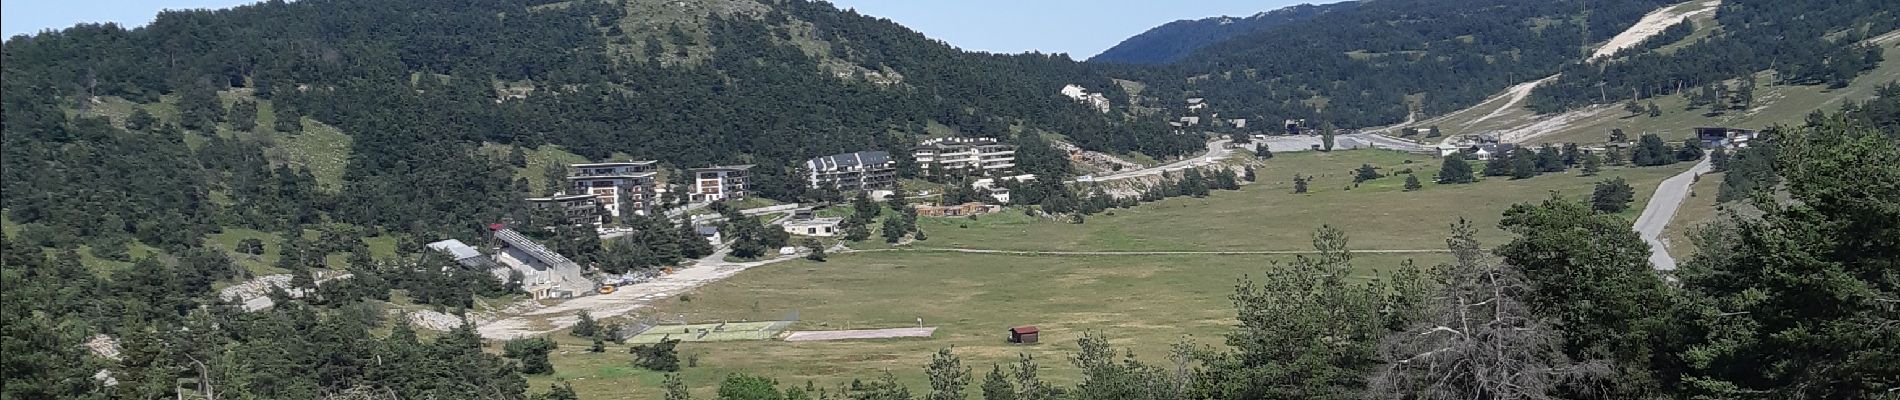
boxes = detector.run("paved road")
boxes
[1078,139,1233,183]
[1633,158,1712,271]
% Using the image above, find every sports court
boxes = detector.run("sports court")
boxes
[623,321,793,343]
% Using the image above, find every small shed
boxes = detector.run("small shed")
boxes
[1008,326,1040,344]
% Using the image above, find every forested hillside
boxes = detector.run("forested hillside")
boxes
[1109,0,1674,128]
[0,0,1198,249]
[1528,0,1896,112]
[1087,2,1358,65]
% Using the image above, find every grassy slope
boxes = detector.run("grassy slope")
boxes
[540,251,1435,399]
[918,151,1686,253]
[1660,171,1723,258]
[540,150,1690,397]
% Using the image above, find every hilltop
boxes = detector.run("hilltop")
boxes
[1087,2,1358,65]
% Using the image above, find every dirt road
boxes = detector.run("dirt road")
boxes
[475,249,803,339]
[1634,158,1712,271]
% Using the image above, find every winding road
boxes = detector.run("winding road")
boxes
[1633,158,1712,271]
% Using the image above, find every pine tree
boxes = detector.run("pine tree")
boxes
[229,100,259,132]
[1438,156,1476,184]
[1647,102,1662,117]
[1426,125,1442,138]
[1255,145,1274,159]
[1403,174,1422,191]
[1581,153,1602,176]
[981,365,1015,400]
[1243,165,1257,182]
[1292,175,1309,194]
[1353,164,1383,183]
[665,374,692,400]
[572,311,598,338]
[1590,177,1635,213]
[926,347,973,400]
[803,239,826,262]
[1509,148,1539,179]
[125,108,156,131]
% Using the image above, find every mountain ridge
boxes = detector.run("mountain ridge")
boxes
[1087,2,1358,64]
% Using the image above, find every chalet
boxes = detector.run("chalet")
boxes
[806,150,897,191]
[690,165,752,203]
[568,161,657,217]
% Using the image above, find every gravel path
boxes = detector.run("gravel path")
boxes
[1633,158,1713,271]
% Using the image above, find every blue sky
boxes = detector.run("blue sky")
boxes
[4,0,1310,57]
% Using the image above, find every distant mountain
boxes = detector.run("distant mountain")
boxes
[1087,2,1358,65]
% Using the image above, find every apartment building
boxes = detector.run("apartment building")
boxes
[567,161,658,217]
[690,165,752,202]
[524,193,601,225]
[805,150,897,191]
[913,137,1015,176]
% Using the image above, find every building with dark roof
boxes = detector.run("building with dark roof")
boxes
[805,150,897,191]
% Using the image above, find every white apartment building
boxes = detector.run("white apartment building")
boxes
[690,165,752,203]
[806,150,897,191]
[914,137,1015,176]
[567,161,658,217]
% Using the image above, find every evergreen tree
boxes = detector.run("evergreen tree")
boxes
[229,100,259,132]
[1352,164,1382,183]
[1403,174,1422,191]
[1426,125,1442,138]
[980,365,1015,400]
[1509,148,1539,179]
[1590,177,1635,213]
[125,108,156,131]
[572,311,598,338]
[1581,153,1602,176]
[631,338,682,372]
[1676,139,1704,161]
[883,217,907,244]
[1242,165,1256,182]
[1647,102,1662,117]
[1255,145,1273,159]
[1438,156,1476,184]
[803,239,826,262]
[1292,175,1309,194]
[1709,147,1730,172]
[1632,134,1676,166]
[925,347,973,400]
[1535,145,1565,172]
[502,337,556,375]
[665,374,693,400]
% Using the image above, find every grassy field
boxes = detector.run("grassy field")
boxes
[916,151,1688,253]
[534,150,1690,397]
[1660,171,1725,259]
[539,250,1441,399]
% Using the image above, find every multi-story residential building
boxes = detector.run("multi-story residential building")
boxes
[805,150,897,191]
[525,193,601,225]
[568,161,657,217]
[914,137,1015,176]
[690,165,752,203]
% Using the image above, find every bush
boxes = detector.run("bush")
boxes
[631,338,682,372]
[502,337,556,375]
